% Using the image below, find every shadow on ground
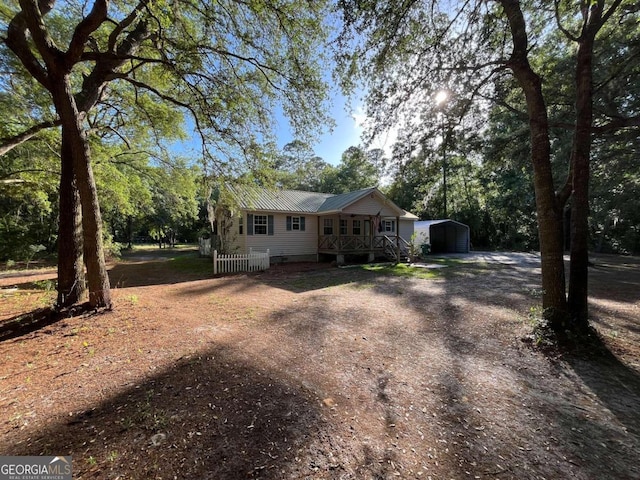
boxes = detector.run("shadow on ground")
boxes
[565,342,640,436]
[0,304,92,342]
[261,264,374,293]
[108,249,213,288]
[260,254,640,479]
[6,344,326,479]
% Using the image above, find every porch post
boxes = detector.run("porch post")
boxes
[317,215,321,261]
[337,214,342,263]
[396,215,401,262]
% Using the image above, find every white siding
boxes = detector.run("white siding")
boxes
[413,226,430,245]
[399,219,414,242]
[244,212,318,257]
[228,215,246,253]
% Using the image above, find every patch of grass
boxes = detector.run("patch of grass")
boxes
[209,294,231,306]
[32,279,56,291]
[349,282,376,290]
[282,273,355,291]
[361,263,442,279]
[118,389,170,433]
[168,253,213,275]
[426,257,466,266]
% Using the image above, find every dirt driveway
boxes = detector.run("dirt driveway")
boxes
[0,250,638,479]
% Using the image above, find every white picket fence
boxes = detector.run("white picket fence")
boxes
[213,248,270,275]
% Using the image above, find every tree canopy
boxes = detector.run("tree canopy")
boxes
[338,0,640,335]
[1,0,332,307]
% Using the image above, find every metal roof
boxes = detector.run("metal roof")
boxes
[231,185,418,218]
[414,219,469,230]
[231,186,333,213]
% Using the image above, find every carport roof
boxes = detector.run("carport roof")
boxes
[415,219,469,229]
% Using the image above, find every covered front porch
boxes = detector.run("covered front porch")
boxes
[316,213,410,264]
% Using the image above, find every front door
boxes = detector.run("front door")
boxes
[364,219,371,248]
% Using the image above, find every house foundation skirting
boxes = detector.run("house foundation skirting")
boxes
[319,250,380,265]
[269,253,318,264]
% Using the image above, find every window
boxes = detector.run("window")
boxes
[254,215,267,235]
[247,214,273,235]
[383,220,395,233]
[340,219,348,235]
[352,220,361,235]
[286,216,306,231]
[238,216,243,235]
[323,218,333,235]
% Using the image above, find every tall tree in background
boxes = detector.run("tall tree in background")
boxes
[321,146,386,194]
[2,0,330,308]
[338,0,639,336]
[147,162,199,248]
[274,140,330,191]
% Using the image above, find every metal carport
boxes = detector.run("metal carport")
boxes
[414,219,470,253]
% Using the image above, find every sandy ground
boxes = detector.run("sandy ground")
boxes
[0,249,638,479]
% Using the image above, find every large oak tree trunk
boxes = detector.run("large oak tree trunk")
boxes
[53,76,111,309]
[567,34,596,330]
[56,137,85,307]
[502,0,569,328]
[526,96,568,328]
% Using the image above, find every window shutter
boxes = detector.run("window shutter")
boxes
[392,220,396,232]
[268,215,274,235]
[247,214,253,235]
[286,216,292,231]
[300,216,305,231]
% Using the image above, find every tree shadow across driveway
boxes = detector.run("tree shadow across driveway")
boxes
[0,304,92,342]
[564,342,640,438]
[108,249,214,288]
[5,344,326,479]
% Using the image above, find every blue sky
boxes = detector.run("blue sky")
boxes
[171,90,401,169]
[274,89,399,165]
[170,77,401,168]
[170,91,368,167]
[275,91,364,165]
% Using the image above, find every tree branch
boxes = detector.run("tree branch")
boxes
[0,119,61,156]
[554,0,580,42]
[5,8,50,88]
[593,115,640,133]
[0,168,60,180]
[107,0,148,52]
[17,0,63,72]
[66,0,108,67]
[76,16,151,113]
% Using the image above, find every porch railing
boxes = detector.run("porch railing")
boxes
[318,235,411,260]
[319,235,373,251]
[377,235,411,261]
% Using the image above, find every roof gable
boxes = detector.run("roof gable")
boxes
[317,187,377,212]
